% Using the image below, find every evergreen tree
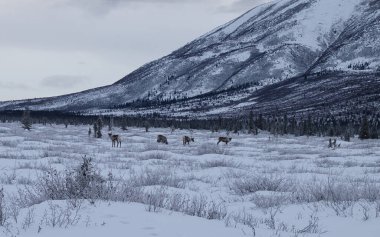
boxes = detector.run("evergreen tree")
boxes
[21,108,32,130]
[359,116,370,139]
[94,117,103,138]
[93,123,98,138]
[257,114,263,130]
[144,121,150,132]
[121,116,128,131]
[283,114,288,135]
[370,126,378,139]
[248,111,256,134]
[108,116,114,131]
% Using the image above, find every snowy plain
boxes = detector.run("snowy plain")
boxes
[0,122,380,237]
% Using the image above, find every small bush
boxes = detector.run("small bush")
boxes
[232,175,292,195]
[0,187,5,226]
[139,151,169,160]
[16,157,111,207]
[0,140,18,147]
[200,159,240,169]
[129,168,184,188]
[252,193,290,209]
[296,177,380,216]
[196,143,226,155]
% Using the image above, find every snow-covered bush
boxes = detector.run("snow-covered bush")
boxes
[139,151,170,160]
[231,175,293,195]
[196,143,226,155]
[129,168,184,188]
[200,159,240,169]
[0,188,5,226]
[296,177,380,216]
[0,140,18,148]
[16,157,112,207]
[252,193,291,209]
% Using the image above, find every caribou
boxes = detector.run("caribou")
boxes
[108,132,121,148]
[182,136,194,145]
[217,137,232,145]
[157,135,168,144]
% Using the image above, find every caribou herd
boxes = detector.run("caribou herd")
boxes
[107,130,232,148]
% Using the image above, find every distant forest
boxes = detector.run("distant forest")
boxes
[1,108,379,141]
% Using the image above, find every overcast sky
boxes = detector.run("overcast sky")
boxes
[0,0,271,101]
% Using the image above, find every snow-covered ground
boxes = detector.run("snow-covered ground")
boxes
[0,122,380,237]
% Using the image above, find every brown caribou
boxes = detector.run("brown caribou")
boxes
[157,135,168,144]
[108,132,121,147]
[217,137,232,145]
[182,136,194,145]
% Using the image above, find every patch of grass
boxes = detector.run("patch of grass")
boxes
[200,159,240,169]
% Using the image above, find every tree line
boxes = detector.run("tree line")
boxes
[0,108,379,140]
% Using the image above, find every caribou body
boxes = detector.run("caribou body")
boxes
[217,137,232,145]
[182,136,194,145]
[108,132,121,147]
[157,135,168,144]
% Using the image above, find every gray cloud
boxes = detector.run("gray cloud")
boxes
[0,0,269,101]
[56,0,211,15]
[0,82,29,90]
[57,0,271,15]
[41,75,89,88]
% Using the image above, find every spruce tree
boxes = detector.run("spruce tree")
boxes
[21,108,32,130]
[95,117,103,138]
[121,116,128,131]
[93,123,98,138]
[248,111,256,134]
[359,116,370,139]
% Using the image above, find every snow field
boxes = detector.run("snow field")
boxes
[0,122,380,237]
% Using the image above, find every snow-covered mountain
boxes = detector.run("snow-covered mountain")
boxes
[1,0,379,116]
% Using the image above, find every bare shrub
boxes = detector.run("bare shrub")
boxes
[200,159,240,169]
[136,188,227,220]
[232,175,293,195]
[129,168,184,188]
[144,187,168,212]
[375,200,380,218]
[0,171,16,185]
[225,211,259,236]
[111,182,145,203]
[0,188,5,226]
[139,151,169,161]
[16,177,34,185]
[314,158,339,168]
[163,192,187,212]
[343,161,358,168]
[21,207,35,230]
[15,157,113,207]
[294,212,322,234]
[360,202,370,221]
[196,143,226,155]
[296,177,380,216]
[39,201,81,228]
[264,205,283,230]
[0,140,18,147]
[177,195,227,220]
[144,143,167,151]
[252,193,291,209]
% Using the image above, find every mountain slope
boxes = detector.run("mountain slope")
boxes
[0,0,379,115]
